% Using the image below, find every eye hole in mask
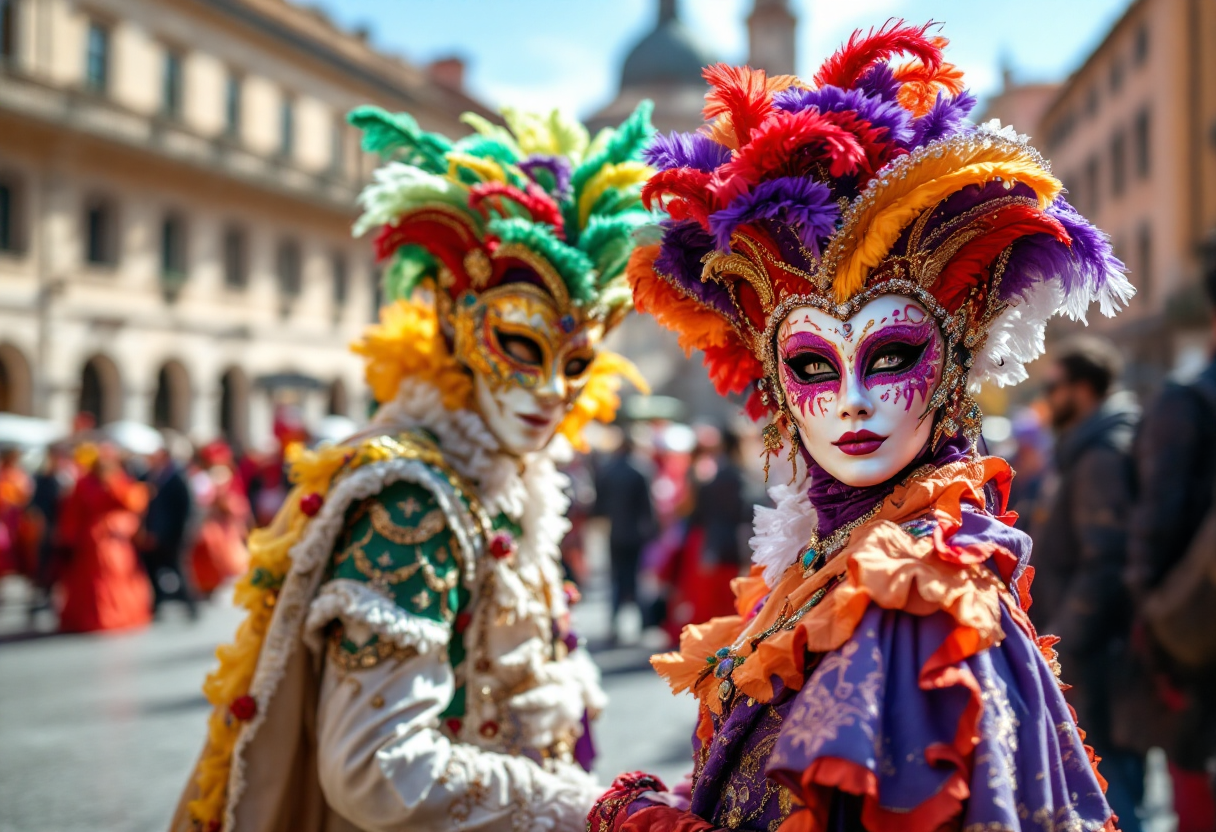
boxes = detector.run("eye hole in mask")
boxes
[864,341,928,378]
[563,355,592,378]
[495,330,544,366]
[784,352,840,385]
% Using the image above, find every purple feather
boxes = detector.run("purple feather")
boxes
[1044,199,1125,297]
[997,198,1125,304]
[644,131,732,172]
[772,85,913,148]
[857,64,901,101]
[708,177,839,254]
[909,90,977,148]
[654,221,736,315]
[519,155,572,200]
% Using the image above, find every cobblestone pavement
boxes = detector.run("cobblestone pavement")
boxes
[0,576,695,832]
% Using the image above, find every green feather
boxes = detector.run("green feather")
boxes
[488,218,596,305]
[348,106,452,174]
[459,112,522,158]
[384,245,438,302]
[570,100,654,209]
[579,214,650,284]
[449,135,526,187]
[353,167,479,237]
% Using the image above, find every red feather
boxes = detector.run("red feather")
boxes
[818,109,906,181]
[469,182,565,237]
[744,387,774,421]
[704,343,764,397]
[642,168,717,230]
[813,19,942,91]
[715,109,866,192]
[702,64,778,148]
[934,204,1070,313]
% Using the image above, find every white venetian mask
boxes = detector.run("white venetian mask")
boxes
[775,294,945,487]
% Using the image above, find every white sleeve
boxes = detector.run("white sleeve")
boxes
[311,583,600,832]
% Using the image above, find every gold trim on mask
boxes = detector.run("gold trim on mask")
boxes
[491,242,572,310]
[452,283,601,402]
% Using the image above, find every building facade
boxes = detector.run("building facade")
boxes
[591,0,800,421]
[0,0,492,450]
[991,0,1216,392]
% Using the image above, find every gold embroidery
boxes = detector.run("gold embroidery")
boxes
[369,500,447,545]
[327,628,420,672]
[712,706,796,830]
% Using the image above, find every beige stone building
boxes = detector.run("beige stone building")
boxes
[987,0,1216,392]
[0,0,492,450]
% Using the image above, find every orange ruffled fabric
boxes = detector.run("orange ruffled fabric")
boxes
[651,457,1016,715]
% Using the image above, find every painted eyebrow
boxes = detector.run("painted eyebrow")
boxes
[778,330,843,373]
[856,321,935,371]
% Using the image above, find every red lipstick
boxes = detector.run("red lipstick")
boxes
[517,412,552,428]
[832,429,887,456]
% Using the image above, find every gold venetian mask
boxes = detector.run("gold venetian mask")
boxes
[452,283,605,455]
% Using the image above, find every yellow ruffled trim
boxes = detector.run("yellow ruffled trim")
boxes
[833,151,1062,302]
[557,350,648,452]
[188,442,353,826]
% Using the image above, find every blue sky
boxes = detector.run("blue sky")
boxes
[314,0,1133,119]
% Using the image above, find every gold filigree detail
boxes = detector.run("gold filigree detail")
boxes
[492,242,571,309]
[369,501,447,545]
[327,627,420,672]
[463,249,493,287]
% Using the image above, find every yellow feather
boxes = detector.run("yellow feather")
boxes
[578,161,653,226]
[832,148,1062,302]
[557,350,649,452]
[445,152,507,184]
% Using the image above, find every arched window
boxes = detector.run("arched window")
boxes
[218,367,249,450]
[79,354,121,425]
[0,343,33,415]
[152,360,191,432]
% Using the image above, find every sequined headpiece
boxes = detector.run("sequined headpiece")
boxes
[627,21,1132,447]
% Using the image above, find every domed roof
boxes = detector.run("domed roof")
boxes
[620,0,715,89]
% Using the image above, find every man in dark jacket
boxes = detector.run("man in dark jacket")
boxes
[140,446,197,618]
[1126,270,1216,828]
[1031,335,1142,832]
[593,432,655,644]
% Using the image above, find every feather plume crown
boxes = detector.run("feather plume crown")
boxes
[630,19,1132,420]
[350,101,658,319]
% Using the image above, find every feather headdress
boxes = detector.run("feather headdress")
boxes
[628,21,1132,443]
[349,102,657,438]
[353,101,657,328]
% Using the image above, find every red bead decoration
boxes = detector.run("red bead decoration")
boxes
[488,532,516,560]
[299,492,323,517]
[206,821,222,832]
[445,717,463,736]
[478,720,500,738]
[230,694,258,721]
[454,612,472,633]
[563,581,582,607]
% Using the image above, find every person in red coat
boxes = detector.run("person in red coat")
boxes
[57,444,152,633]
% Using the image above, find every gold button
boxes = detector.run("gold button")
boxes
[370,694,385,709]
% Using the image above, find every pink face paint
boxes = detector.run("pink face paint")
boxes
[857,320,942,412]
[778,330,841,417]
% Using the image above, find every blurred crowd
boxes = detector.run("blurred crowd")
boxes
[0,411,315,635]
[3,280,1216,830]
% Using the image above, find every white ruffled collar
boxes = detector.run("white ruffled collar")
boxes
[748,472,817,590]
[364,378,572,569]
